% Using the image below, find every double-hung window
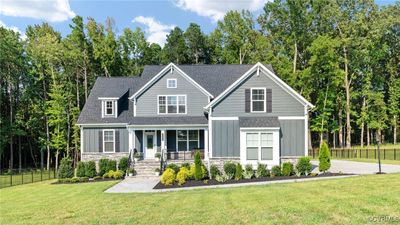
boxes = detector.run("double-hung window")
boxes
[177,130,199,151]
[251,88,266,112]
[103,130,115,153]
[246,132,273,160]
[158,95,186,114]
[105,101,114,116]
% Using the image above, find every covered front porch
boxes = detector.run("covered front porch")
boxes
[128,126,208,160]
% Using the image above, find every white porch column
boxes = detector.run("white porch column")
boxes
[204,128,209,160]
[161,129,166,150]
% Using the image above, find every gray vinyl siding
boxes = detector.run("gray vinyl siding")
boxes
[212,71,304,117]
[82,128,128,153]
[136,69,209,117]
[134,130,143,152]
[280,120,305,156]
[212,120,240,157]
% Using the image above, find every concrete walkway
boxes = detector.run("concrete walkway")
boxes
[105,175,357,193]
[311,159,400,174]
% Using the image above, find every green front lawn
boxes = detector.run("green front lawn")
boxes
[335,158,400,165]
[1,174,399,224]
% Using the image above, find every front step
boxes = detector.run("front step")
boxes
[132,159,161,179]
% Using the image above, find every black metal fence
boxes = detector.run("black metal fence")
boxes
[0,168,57,189]
[309,148,399,161]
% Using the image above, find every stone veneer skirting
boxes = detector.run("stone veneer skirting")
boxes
[81,152,129,162]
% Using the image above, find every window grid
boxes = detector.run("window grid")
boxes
[177,130,199,151]
[103,130,115,153]
[246,132,273,160]
[167,79,177,88]
[158,95,186,114]
[251,88,266,112]
[105,101,114,115]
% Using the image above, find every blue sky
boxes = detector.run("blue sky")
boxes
[0,0,397,46]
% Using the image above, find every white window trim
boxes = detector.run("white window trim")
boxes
[102,100,117,118]
[167,78,177,88]
[157,95,187,115]
[250,87,266,113]
[240,128,280,168]
[103,129,115,153]
[176,129,200,152]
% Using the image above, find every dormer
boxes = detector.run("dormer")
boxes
[99,97,119,118]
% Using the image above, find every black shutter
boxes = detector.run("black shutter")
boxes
[245,89,251,112]
[115,130,120,152]
[266,89,272,113]
[98,131,103,152]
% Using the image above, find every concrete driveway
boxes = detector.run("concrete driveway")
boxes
[311,160,400,174]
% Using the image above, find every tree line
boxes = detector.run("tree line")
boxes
[1,0,399,171]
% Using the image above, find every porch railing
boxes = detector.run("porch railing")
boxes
[166,149,204,160]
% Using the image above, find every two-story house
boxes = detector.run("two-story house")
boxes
[77,62,314,171]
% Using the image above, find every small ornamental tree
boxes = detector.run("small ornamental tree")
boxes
[235,163,243,180]
[58,157,73,178]
[194,151,202,180]
[319,141,331,173]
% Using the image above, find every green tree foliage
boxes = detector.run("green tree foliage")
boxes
[319,141,331,172]
[184,23,206,64]
[162,27,187,64]
[58,157,73,178]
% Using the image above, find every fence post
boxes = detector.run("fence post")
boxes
[384,149,386,160]
[367,149,368,159]
[395,149,397,160]
[54,168,56,179]
[375,149,376,159]
[41,168,43,181]
[10,171,12,186]
[22,171,24,184]
[31,170,34,183]
[48,169,50,180]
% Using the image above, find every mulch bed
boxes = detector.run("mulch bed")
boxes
[153,173,354,189]
[52,178,119,185]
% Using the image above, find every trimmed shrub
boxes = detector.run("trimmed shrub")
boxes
[58,178,71,183]
[166,163,180,173]
[201,164,208,179]
[223,161,236,176]
[270,166,282,177]
[58,157,74,179]
[99,159,117,176]
[245,164,253,173]
[256,164,269,178]
[296,157,312,175]
[108,160,117,173]
[319,141,331,173]
[70,177,80,183]
[85,161,97,178]
[161,168,176,186]
[78,177,89,182]
[76,161,86,177]
[281,162,294,176]
[210,164,221,179]
[181,162,190,169]
[176,167,189,185]
[102,170,113,178]
[194,151,203,180]
[215,174,229,183]
[112,170,124,179]
[235,164,243,180]
[118,157,129,173]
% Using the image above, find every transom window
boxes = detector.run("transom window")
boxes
[158,95,186,114]
[177,130,199,151]
[251,88,266,112]
[167,79,177,88]
[246,132,273,160]
[103,130,115,153]
[105,101,114,115]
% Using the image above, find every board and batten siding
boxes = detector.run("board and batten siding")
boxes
[212,71,304,117]
[280,119,305,156]
[212,120,240,157]
[135,69,209,117]
[82,128,128,153]
[134,130,143,152]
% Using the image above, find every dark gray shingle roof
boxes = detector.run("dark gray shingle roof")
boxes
[239,117,280,128]
[78,64,274,124]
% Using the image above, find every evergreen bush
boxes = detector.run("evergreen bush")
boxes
[270,165,282,177]
[235,164,243,180]
[223,161,236,176]
[256,164,269,178]
[58,157,73,179]
[296,157,312,175]
[319,141,331,172]
[118,157,129,173]
[210,164,221,179]
[161,168,176,186]
[76,161,86,177]
[85,161,97,178]
[281,162,294,176]
[194,151,203,180]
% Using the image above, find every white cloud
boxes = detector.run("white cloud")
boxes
[0,0,75,22]
[0,20,26,39]
[132,16,175,47]
[174,0,268,22]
